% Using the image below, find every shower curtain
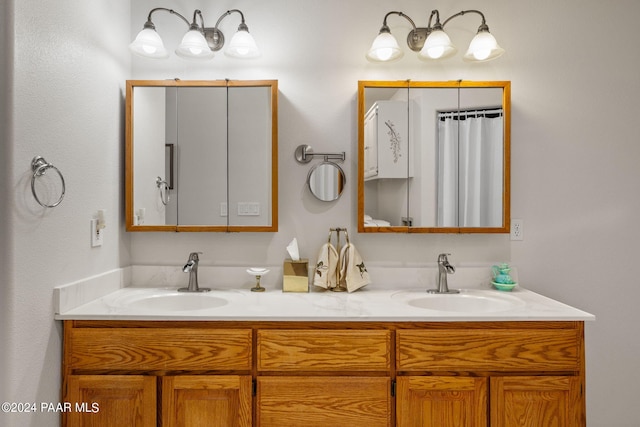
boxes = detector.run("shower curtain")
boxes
[437,112,503,227]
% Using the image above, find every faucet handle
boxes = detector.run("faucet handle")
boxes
[438,253,451,263]
[188,252,203,261]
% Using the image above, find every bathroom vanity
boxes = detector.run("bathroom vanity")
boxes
[57,286,593,427]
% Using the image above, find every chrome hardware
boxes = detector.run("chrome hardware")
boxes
[428,253,459,294]
[179,252,210,292]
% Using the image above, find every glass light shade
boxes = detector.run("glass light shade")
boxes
[463,31,505,62]
[366,32,403,62]
[419,29,457,60]
[175,29,214,60]
[225,30,260,58]
[129,28,169,59]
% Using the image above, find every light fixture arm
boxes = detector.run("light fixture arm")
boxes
[144,8,191,30]
[214,9,247,30]
[405,9,493,52]
[441,9,488,32]
[190,9,206,31]
[379,11,417,34]
[426,10,441,29]
[205,9,249,52]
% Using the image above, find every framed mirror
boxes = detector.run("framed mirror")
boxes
[357,80,510,233]
[126,80,278,232]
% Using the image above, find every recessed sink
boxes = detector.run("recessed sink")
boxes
[116,292,229,312]
[407,292,525,313]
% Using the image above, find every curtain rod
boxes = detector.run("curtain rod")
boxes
[438,107,503,120]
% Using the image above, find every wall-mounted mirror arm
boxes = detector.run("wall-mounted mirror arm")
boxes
[295,144,345,164]
[295,145,346,202]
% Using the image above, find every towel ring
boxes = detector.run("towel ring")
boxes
[156,176,170,205]
[31,156,66,208]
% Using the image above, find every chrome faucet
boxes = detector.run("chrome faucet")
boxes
[179,252,210,292]
[428,253,459,294]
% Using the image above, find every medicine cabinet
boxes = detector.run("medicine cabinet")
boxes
[126,80,278,232]
[358,80,510,233]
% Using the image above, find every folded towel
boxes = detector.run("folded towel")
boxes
[364,219,391,227]
[364,214,391,227]
[313,242,339,290]
[338,243,371,292]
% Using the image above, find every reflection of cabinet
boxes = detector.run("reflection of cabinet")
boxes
[364,101,410,180]
[62,321,585,426]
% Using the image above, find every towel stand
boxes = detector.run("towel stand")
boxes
[328,227,349,292]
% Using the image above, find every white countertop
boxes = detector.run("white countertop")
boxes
[55,285,595,322]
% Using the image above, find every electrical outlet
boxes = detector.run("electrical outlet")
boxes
[91,219,103,247]
[511,219,523,241]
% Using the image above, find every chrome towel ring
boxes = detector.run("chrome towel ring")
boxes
[31,156,66,208]
[156,176,170,205]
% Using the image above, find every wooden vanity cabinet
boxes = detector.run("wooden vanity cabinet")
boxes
[66,375,156,426]
[62,320,585,427]
[395,322,585,427]
[256,329,392,427]
[62,321,253,427]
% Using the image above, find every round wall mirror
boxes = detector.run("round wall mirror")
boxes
[307,162,345,201]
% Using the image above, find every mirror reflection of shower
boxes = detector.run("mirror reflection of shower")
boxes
[437,107,504,227]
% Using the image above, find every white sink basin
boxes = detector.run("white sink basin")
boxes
[114,291,229,312]
[407,291,525,313]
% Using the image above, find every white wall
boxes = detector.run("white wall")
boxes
[0,1,130,426]
[128,2,640,425]
[2,0,640,425]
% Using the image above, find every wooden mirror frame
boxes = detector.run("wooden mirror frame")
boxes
[125,79,278,232]
[357,80,510,234]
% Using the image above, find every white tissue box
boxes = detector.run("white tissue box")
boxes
[283,259,309,292]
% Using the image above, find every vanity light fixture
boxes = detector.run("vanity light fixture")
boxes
[130,8,260,60]
[366,9,504,63]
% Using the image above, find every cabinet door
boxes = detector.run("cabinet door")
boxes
[65,375,156,427]
[491,376,583,427]
[257,376,391,427]
[396,376,487,427]
[162,376,251,427]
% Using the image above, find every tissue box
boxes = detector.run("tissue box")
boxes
[283,259,309,292]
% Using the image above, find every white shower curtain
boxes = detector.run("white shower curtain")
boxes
[437,113,503,227]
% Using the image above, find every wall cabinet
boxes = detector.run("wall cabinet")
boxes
[364,101,410,180]
[62,320,585,426]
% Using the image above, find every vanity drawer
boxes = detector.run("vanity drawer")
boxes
[66,328,252,371]
[257,330,391,372]
[397,328,581,372]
